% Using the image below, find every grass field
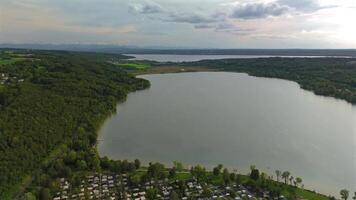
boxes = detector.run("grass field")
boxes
[117,63,150,69]
[295,188,329,200]
[0,57,26,65]
[11,53,33,57]
[0,50,33,65]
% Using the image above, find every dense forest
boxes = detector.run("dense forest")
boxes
[183,58,356,104]
[0,49,149,198]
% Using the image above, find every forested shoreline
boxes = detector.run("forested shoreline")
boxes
[0,49,150,198]
[182,58,356,104]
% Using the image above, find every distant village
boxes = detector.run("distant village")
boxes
[0,73,8,85]
[0,73,24,85]
[53,172,290,200]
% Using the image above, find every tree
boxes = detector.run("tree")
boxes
[202,186,212,198]
[24,192,36,200]
[250,169,260,181]
[250,165,256,171]
[76,160,87,170]
[169,167,176,178]
[90,155,100,171]
[269,185,282,198]
[170,191,180,200]
[235,175,242,185]
[281,171,290,185]
[289,176,294,185]
[146,188,158,200]
[296,177,302,187]
[177,180,186,195]
[229,190,237,198]
[134,159,141,169]
[40,188,51,200]
[64,150,77,165]
[352,192,356,200]
[100,156,110,169]
[129,175,140,187]
[128,162,136,172]
[71,175,82,188]
[173,161,183,172]
[340,189,349,200]
[110,160,121,173]
[190,165,206,183]
[147,162,165,179]
[213,167,220,176]
[275,170,281,182]
[223,168,230,185]
[213,164,223,176]
[229,173,236,182]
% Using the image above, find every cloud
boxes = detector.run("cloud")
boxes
[252,34,294,40]
[165,12,223,24]
[231,2,290,19]
[214,23,255,35]
[129,1,163,14]
[277,0,337,12]
[1,0,354,48]
[194,22,255,36]
[194,24,215,29]
[229,0,337,20]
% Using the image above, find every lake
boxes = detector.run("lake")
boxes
[125,54,351,62]
[98,72,356,196]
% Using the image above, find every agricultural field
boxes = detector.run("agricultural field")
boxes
[116,63,151,69]
[0,50,34,65]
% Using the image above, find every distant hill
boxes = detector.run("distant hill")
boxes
[1,44,356,57]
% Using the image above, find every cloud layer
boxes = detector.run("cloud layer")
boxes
[231,3,289,19]
[0,0,355,48]
[129,1,163,14]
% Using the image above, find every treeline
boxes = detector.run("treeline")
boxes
[0,49,149,198]
[24,148,142,198]
[95,160,330,200]
[184,57,356,104]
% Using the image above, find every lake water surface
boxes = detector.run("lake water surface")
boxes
[98,72,356,196]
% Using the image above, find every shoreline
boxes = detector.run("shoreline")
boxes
[130,65,356,106]
[98,69,349,198]
[130,66,220,76]
[96,67,354,198]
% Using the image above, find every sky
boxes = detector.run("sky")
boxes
[0,0,355,48]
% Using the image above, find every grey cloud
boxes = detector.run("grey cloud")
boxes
[194,22,255,36]
[39,0,139,27]
[215,23,236,30]
[231,3,289,19]
[277,0,337,12]
[194,23,239,30]
[252,34,292,40]
[214,23,255,35]
[194,24,215,29]
[129,1,163,14]
[166,11,256,36]
[166,13,222,24]
[230,0,337,20]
